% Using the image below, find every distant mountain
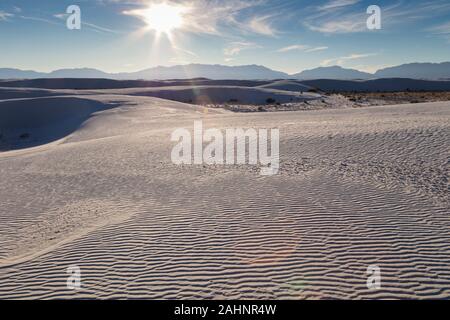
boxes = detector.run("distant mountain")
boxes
[116,64,288,80]
[0,68,46,79]
[0,64,287,80]
[0,68,110,80]
[1,62,450,80]
[47,68,111,78]
[293,66,373,80]
[375,62,450,80]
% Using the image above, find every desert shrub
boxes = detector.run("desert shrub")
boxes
[19,133,30,139]
[266,98,276,104]
[228,98,239,103]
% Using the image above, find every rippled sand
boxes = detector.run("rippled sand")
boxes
[0,95,449,299]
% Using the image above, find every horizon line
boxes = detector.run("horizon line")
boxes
[2,60,450,76]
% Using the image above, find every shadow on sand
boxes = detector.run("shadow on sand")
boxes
[0,97,122,151]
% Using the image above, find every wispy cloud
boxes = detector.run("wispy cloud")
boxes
[305,46,329,52]
[305,1,450,34]
[320,53,376,67]
[428,21,450,35]
[305,17,365,34]
[277,45,309,53]
[83,22,121,34]
[0,11,14,21]
[19,15,60,26]
[246,15,278,36]
[123,0,279,37]
[277,44,328,53]
[428,20,450,42]
[224,41,261,57]
[54,13,120,34]
[173,46,198,57]
[317,0,360,12]
[53,13,67,20]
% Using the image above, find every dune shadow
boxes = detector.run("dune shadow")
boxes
[0,97,121,151]
[128,86,312,105]
[0,88,65,100]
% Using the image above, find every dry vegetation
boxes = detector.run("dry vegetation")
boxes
[206,91,450,112]
[341,91,450,106]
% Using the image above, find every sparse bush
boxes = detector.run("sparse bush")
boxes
[228,98,239,103]
[266,98,276,104]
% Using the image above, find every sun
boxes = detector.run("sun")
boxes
[140,3,186,35]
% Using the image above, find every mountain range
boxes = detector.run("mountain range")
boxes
[1,62,449,80]
[292,66,372,80]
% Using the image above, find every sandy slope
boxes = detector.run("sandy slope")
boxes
[0,84,320,105]
[0,94,449,299]
[0,97,121,150]
[87,85,319,105]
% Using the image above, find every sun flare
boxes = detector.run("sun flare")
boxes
[139,3,186,35]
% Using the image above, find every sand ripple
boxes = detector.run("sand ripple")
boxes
[0,98,449,299]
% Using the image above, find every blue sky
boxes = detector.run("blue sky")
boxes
[0,0,449,74]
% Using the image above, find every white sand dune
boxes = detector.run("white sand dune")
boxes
[0,83,320,106]
[88,85,320,105]
[0,92,449,299]
[0,96,119,151]
[257,80,314,92]
[0,94,226,152]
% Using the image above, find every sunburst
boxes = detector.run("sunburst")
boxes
[128,3,187,37]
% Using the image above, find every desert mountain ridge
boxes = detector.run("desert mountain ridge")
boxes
[1,62,450,80]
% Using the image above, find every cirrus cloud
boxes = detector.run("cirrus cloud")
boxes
[0,11,14,21]
[277,44,328,53]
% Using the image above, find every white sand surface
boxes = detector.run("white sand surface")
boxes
[87,85,319,105]
[0,93,449,299]
[257,80,314,92]
[0,84,320,105]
